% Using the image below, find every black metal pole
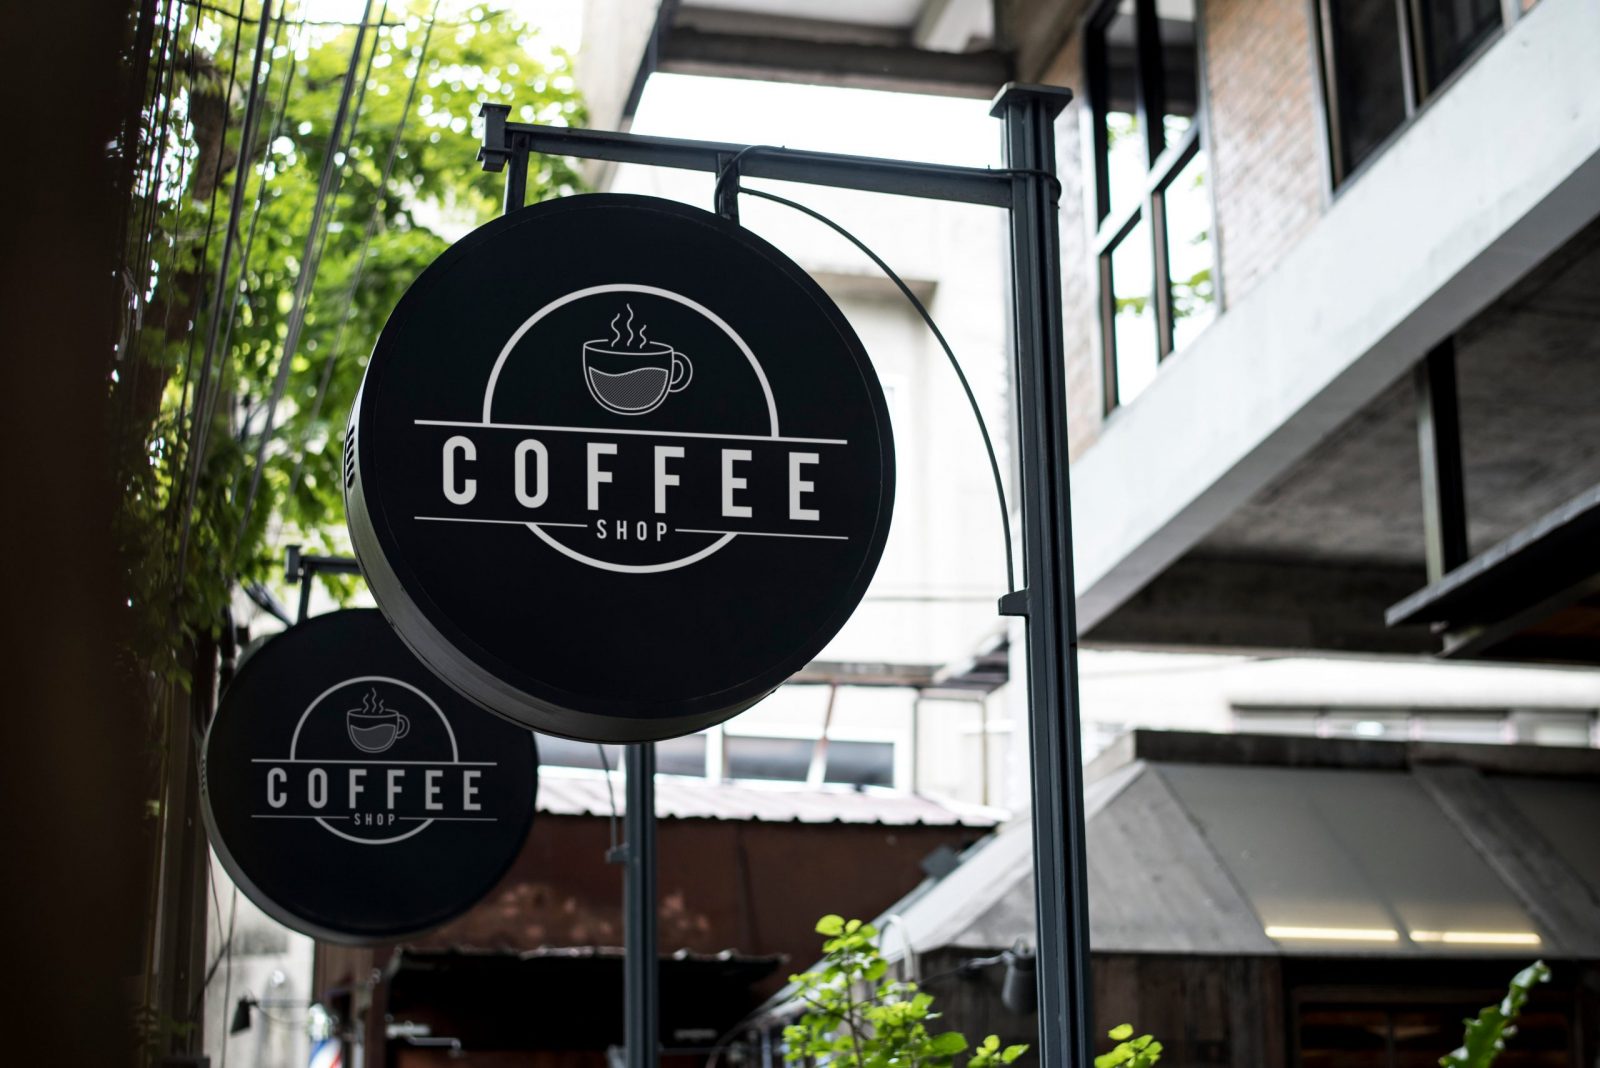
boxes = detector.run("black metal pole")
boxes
[624,743,658,1068]
[990,83,1092,1068]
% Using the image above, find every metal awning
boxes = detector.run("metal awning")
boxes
[780,731,1600,979]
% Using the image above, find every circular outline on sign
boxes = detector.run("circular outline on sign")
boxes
[289,674,460,845]
[479,282,780,574]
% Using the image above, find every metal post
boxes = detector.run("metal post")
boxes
[482,106,658,1068]
[1415,337,1469,582]
[624,743,658,1068]
[990,83,1092,1068]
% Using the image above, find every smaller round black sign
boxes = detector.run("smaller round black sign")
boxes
[201,610,539,944]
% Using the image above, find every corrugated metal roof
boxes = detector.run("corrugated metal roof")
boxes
[778,732,1600,980]
[535,770,1005,827]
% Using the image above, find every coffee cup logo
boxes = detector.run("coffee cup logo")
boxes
[346,686,410,753]
[582,303,692,415]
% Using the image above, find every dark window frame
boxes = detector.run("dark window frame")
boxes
[1082,0,1220,415]
[1313,0,1521,188]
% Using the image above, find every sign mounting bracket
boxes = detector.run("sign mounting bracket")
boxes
[477,85,1091,1068]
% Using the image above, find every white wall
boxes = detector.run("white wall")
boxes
[203,852,317,1068]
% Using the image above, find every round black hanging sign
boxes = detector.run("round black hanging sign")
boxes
[201,609,539,944]
[346,193,895,743]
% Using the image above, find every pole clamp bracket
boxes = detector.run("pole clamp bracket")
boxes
[714,151,742,223]
[998,588,1030,617]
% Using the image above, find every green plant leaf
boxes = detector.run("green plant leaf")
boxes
[1439,960,1550,1068]
[816,915,846,936]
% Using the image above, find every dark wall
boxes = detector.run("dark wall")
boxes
[318,813,988,1061]
[914,949,1283,1068]
[920,951,1599,1068]
[0,1,148,1066]
[416,815,987,991]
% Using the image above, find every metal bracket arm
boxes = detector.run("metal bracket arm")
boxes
[477,108,1016,208]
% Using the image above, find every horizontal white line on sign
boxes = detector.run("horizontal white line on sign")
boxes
[414,516,587,528]
[251,758,498,767]
[677,528,849,541]
[416,418,849,447]
[396,816,499,822]
[250,814,357,820]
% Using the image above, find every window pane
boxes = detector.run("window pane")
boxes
[1511,711,1594,747]
[1095,3,1145,219]
[1233,709,1320,736]
[656,733,709,777]
[1156,0,1200,147]
[823,740,895,788]
[1109,218,1158,405]
[1414,714,1507,744]
[1327,0,1408,175]
[1420,0,1501,92]
[1323,712,1409,740]
[538,736,624,771]
[536,735,706,776]
[1165,148,1215,351]
[725,735,811,782]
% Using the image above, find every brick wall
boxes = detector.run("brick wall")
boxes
[1204,0,1326,305]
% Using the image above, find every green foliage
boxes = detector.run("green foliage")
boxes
[114,1,585,683]
[1440,961,1550,1068]
[783,916,1028,1068]
[1094,1025,1162,1068]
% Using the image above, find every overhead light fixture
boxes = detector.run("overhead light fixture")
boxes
[1409,930,1542,946]
[1264,925,1399,942]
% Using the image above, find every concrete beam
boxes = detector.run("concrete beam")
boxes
[1084,555,1434,656]
[1070,0,1600,633]
[657,26,1011,97]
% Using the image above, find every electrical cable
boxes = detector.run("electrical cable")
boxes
[232,0,376,550]
[208,6,305,427]
[124,0,185,378]
[169,0,250,462]
[726,178,1018,594]
[174,0,285,580]
[118,0,178,394]
[282,0,441,514]
[234,0,382,501]
[177,0,502,28]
